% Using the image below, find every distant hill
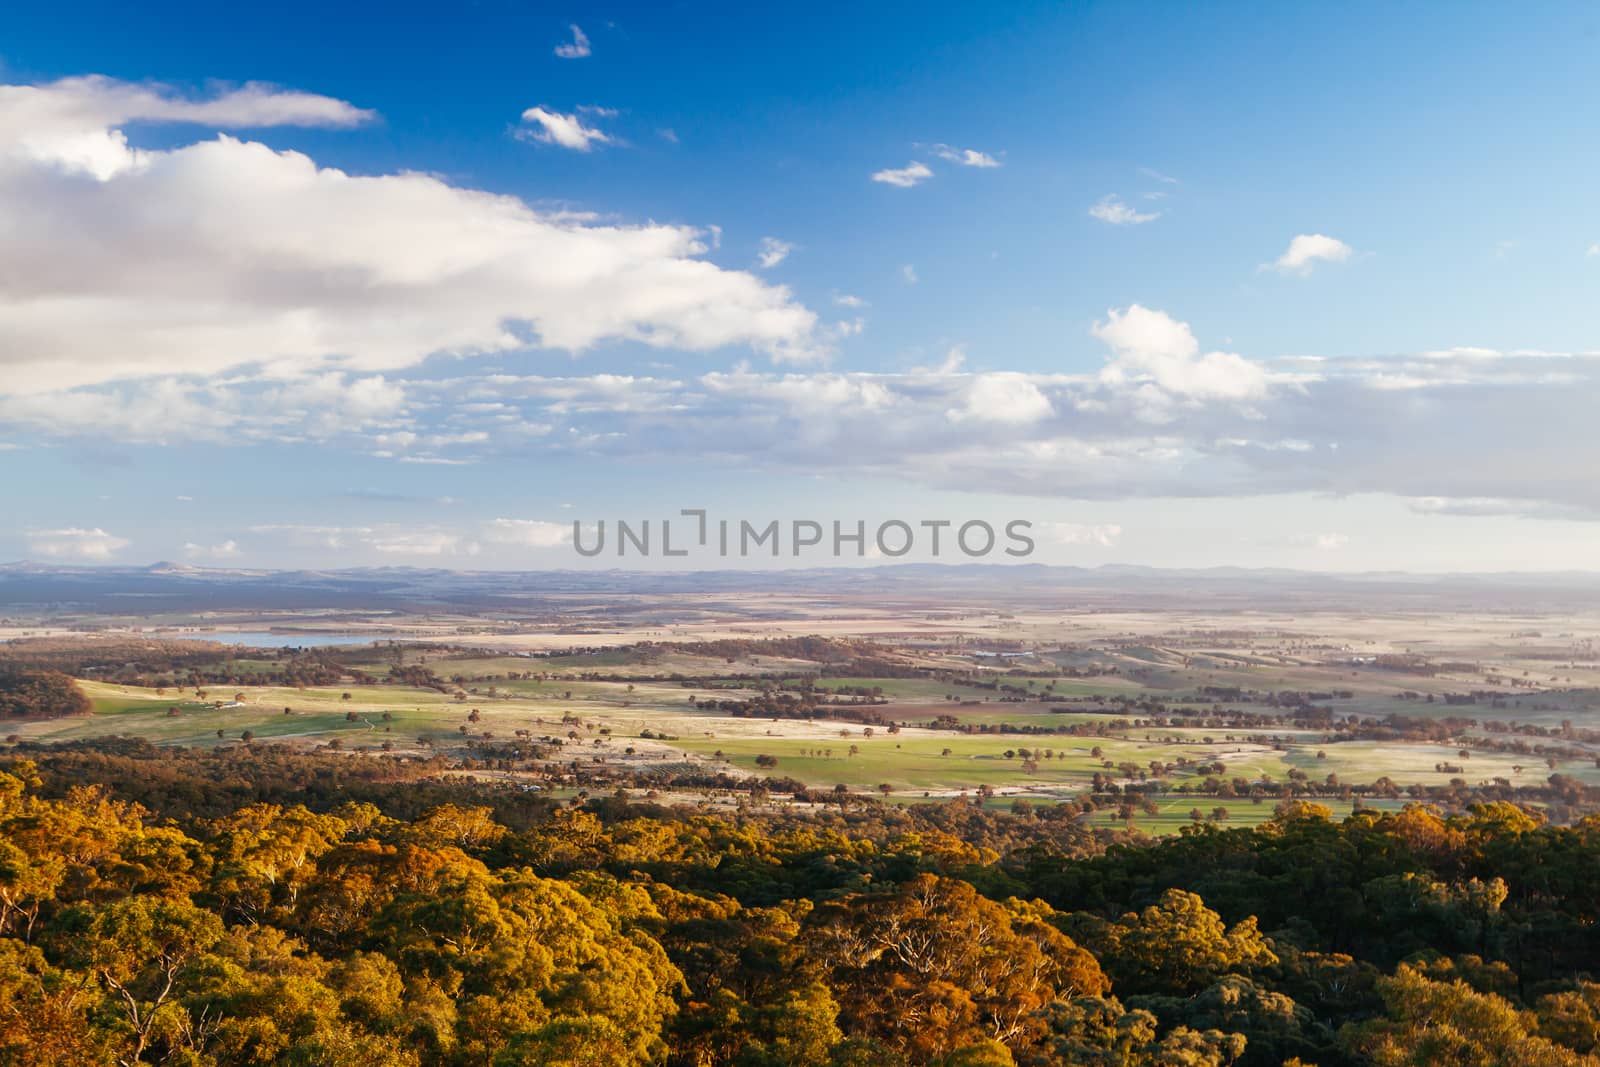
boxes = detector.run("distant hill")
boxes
[7,560,1600,615]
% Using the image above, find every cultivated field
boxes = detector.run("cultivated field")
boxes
[10,592,1600,832]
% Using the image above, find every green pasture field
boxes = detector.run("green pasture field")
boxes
[671,733,1292,793]
[10,655,1594,804]
[1279,739,1600,787]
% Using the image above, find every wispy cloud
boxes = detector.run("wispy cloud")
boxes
[483,518,570,548]
[901,264,918,284]
[871,161,933,187]
[1089,195,1159,225]
[1044,523,1123,547]
[756,237,794,269]
[250,523,478,557]
[1270,233,1353,275]
[931,144,1001,168]
[517,105,613,151]
[554,24,591,59]
[184,539,241,560]
[1138,167,1179,184]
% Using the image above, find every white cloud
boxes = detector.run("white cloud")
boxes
[483,518,570,548]
[931,144,1000,168]
[554,24,592,59]
[1587,242,1599,258]
[915,346,966,376]
[0,75,373,181]
[1044,523,1123,547]
[27,526,129,560]
[450,351,1600,520]
[184,539,241,559]
[834,293,867,308]
[756,237,793,269]
[827,317,865,340]
[518,105,613,151]
[0,76,822,395]
[1092,305,1268,405]
[19,293,1600,523]
[949,373,1053,424]
[250,523,476,556]
[1270,233,1353,275]
[871,161,932,187]
[1088,195,1159,225]
[1406,496,1596,521]
[1138,167,1178,184]
[901,264,918,284]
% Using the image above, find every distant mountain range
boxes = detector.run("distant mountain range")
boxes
[7,560,1600,616]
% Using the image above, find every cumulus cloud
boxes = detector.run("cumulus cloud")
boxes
[1092,305,1268,406]
[1270,233,1353,275]
[554,24,592,59]
[931,144,1001,168]
[1088,195,1159,225]
[948,373,1053,424]
[17,290,1600,521]
[756,237,793,269]
[0,75,822,395]
[872,161,933,187]
[483,518,570,548]
[517,105,613,150]
[27,526,129,560]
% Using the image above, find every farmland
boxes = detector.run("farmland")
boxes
[10,585,1600,833]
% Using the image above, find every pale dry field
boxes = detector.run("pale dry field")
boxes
[12,597,1600,813]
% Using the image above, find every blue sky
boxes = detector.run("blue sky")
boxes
[2,2,1600,570]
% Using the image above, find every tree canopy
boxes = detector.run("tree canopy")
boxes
[5,747,1600,1064]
